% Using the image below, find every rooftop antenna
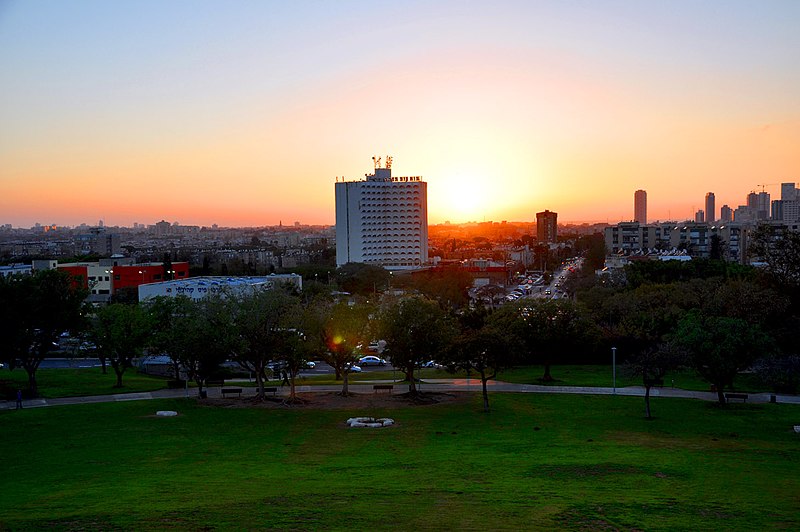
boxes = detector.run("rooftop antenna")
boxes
[386,156,392,169]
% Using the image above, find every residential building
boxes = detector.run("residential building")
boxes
[634,190,647,224]
[536,210,558,243]
[705,192,716,222]
[720,205,732,223]
[335,159,428,270]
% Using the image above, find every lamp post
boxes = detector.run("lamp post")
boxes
[612,346,617,395]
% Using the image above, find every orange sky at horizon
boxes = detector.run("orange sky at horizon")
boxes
[1,2,799,228]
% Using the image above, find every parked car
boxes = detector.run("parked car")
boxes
[422,360,443,369]
[358,355,386,366]
[345,363,362,373]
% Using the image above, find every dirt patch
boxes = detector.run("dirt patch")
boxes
[201,391,469,410]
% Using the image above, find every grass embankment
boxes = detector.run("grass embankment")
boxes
[1,394,798,529]
[0,367,169,399]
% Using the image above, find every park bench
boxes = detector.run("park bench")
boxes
[725,393,748,403]
[221,387,243,398]
[373,384,394,394]
[263,387,278,396]
[206,379,224,388]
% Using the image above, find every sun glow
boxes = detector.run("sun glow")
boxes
[432,172,496,223]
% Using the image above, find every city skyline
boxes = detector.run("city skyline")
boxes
[2,1,799,228]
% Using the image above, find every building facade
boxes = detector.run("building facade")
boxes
[335,161,428,270]
[536,210,558,243]
[634,190,647,224]
[705,192,716,223]
[138,274,302,301]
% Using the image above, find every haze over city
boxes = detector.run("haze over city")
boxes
[1,0,798,228]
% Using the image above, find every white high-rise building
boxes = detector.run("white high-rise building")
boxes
[335,159,428,270]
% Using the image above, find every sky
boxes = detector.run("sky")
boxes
[1,0,799,228]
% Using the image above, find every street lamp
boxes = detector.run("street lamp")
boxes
[612,346,617,395]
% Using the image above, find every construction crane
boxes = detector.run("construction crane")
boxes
[756,183,778,192]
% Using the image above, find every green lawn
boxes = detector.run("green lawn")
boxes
[0,367,170,399]
[497,364,766,393]
[1,393,798,530]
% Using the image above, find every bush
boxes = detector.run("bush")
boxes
[753,355,800,394]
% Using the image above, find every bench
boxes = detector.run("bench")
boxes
[206,379,224,388]
[373,384,394,394]
[221,387,243,398]
[725,393,748,403]
[263,387,278,396]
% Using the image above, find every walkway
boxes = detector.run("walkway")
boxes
[2,379,799,410]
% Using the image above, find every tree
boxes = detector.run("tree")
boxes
[497,299,593,382]
[674,311,773,404]
[377,296,455,395]
[144,296,194,381]
[625,346,682,419]
[0,270,87,396]
[278,300,324,402]
[748,224,800,289]
[90,303,152,388]
[409,266,474,311]
[230,288,300,400]
[317,301,373,396]
[177,295,236,398]
[334,262,390,297]
[443,309,513,412]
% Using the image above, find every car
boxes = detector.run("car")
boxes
[358,355,386,366]
[422,360,443,369]
[304,361,316,369]
[544,289,551,295]
[345,363,362,373]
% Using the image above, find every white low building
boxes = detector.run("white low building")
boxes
[138,274,302,302]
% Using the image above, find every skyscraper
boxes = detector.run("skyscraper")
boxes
[536,210,558,243]
[634,190,647,224]
[705,192,716,223]
[781,182,797,201]
[335,158,428,270]
[695,210,705,223]
[720,204,732,223]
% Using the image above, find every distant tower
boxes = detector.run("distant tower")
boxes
[634,190,647,224]
[720,205,732,223]
[781,182,797,201]
[705,192,716,223]
[536,210,558,243]
[335,158,428,270]
[695,209,705,223]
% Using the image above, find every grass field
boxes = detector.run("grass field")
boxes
[0,367,170,399]
[1,393,798,530]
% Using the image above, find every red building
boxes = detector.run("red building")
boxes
[111,262,190,292]
[57,261,189,298]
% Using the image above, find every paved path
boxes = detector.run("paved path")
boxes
[2,379,799,410]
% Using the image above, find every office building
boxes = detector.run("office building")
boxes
[705,192,716,223]
[634,190,647,224]
[536,210,558,243]
[335,158,428,270]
